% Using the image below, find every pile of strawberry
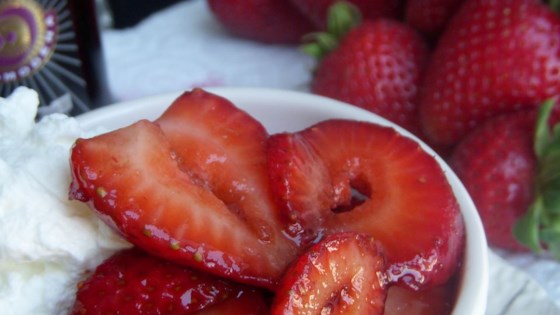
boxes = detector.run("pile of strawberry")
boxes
[208,0,560,258]
[68,89,464,314]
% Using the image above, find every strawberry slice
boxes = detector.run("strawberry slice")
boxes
[271,232,388,315]
[267,119,465,290]
[71,248,244,314]
[194,288,270,315]
[69,111,295,289]
[155,88,296,255]
[384,278,458,315]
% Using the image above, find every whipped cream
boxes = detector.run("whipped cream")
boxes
[0,87,131,315]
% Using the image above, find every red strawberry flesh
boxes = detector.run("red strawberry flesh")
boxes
[155,89,293,252]
[383,278,458,315]
[271,232,388,315]
[193,289,271,315]
[69,117,293,289]
[267,119,465,290]
[71,248,243,315]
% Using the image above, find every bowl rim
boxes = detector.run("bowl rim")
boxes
[77,86,489,315]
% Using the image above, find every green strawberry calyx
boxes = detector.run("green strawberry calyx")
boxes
[550,0,560,12]
[514,99,560,259]
[301,1,361,60]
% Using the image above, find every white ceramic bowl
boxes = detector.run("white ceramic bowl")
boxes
[77,87,489,315]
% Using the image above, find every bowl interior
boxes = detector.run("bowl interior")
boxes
[77,87,489,315]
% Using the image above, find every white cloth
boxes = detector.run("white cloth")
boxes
[101,0,560,313]
[488,251,559,314]
[102,0,313,102]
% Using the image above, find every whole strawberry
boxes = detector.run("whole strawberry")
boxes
[71,248,264,314]
[418,0,560,149]
[290,0,403,29]
[306,3,429,135]
[404,0,464,41]
[449,100,560,257]
[206,0,316,44]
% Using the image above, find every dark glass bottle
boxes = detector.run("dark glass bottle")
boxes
[0,0,112,117]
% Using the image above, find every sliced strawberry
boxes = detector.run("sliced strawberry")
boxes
[267,119,465,290]
[155,88,296,250]
[384,277,458,315]
[69,114,295,289]
[155,88,300,279]
[271,232,388,315]
[71,248,242,315]
[194,288,271,315]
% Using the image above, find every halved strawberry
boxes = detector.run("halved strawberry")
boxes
[267,119,465,290]
[69,105,296,289]
[271,232,388,315]
[155,88,296,253]
[71,248,243,314]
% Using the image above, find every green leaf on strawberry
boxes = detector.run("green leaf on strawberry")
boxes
[303,1,429,136]
[326,1,362,38]
[514,197,544,254]
[301,1,361,59]
[534,99,557,158]
[514,99,560,259]
[550,0,560,12]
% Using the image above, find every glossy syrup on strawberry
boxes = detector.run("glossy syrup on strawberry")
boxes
[72,248,248,314]
[69,88,467,314]
[69,90,301,290]
[271,232,389,315]
[267,119,465,291]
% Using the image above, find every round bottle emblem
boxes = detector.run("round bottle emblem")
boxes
[0,0,57,83]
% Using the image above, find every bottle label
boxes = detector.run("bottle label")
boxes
[0,0,90,116]
[0,0,57,83]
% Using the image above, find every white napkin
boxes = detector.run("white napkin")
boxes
[488,251,560,315]
[102,0,314,102]
[101,1,560,314]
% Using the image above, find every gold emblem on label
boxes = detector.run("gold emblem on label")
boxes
[0,0,56,81]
